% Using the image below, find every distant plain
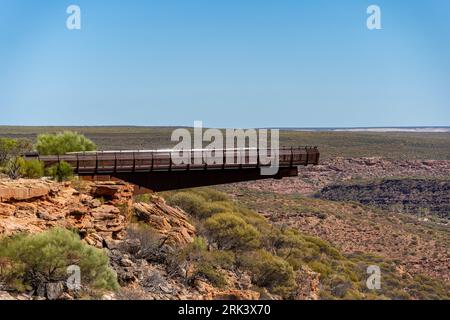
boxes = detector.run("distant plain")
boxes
[0,126,449,160]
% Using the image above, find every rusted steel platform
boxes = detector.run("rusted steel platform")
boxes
[28,147,319,191]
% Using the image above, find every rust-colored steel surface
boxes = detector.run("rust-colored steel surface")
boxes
[28,147,319,191]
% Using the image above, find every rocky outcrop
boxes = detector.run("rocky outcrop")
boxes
[0,179,133,247]
[0,179,51,202]
[133,197,196,247]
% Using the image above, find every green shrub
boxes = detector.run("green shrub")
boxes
[204,212,261,250]
[47,161,73,182]
[35,131,96,155]
[19,159,45,179]
[4,157,44,180]
[0,228,118,293]
[4,157,24,179]
[166,192,210,218]
[239,250,296,297]
[171,237,234,288]
[191,188,229,202]
[0,138,33,166]
[195,261,228,287]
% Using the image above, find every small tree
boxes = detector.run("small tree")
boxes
[35,131,96,155]
[5,157,24,179]
[0,228,118,294]
[0,138,17,165]
[204,212,261,250]
[0,138,33,167]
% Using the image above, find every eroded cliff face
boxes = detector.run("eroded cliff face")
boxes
[0,179,133,247]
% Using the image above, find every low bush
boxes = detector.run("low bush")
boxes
[204,212,261,250]
[19,158,45,179]
[239,250,296,297]
[171,237,234,288]
[166,192,210,218]
[47,161,73,182]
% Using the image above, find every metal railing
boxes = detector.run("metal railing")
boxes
[28,146,319,175]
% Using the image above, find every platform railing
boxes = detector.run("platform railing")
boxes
[28,146,320,175]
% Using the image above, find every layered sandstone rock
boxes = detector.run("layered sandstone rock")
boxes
[133,197,196,247]
[0,179,51,202]
[0,178,133,247]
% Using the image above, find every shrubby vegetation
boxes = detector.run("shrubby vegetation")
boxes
[170,237,234,288]
[0,228,118,294]
[0,138,35,179]
[0,132,86,180]
[0,137,33,165]
[35,131,97,155]
[18,158,45,179]
[239,250,296,296]
[160,188,450,299]
[46,161,73,182]
[204,213,261,250]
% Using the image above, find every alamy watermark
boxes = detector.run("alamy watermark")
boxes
[66,5,81,30]
[366,265,381,290]
[171,121,280,175]
[66,265,81,290]
[367,5,382,30]
[65,5,381,31]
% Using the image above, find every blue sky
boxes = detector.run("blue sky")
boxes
[0,0,449,127]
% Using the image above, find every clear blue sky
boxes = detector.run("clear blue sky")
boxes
[0,0,449,127]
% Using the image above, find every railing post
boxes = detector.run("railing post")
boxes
[290,147,294,167]
[222,149,226,170]
[305,147,309,166]
[256,147,260,168]
[151,152,154,171]
[132,152,136,172]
